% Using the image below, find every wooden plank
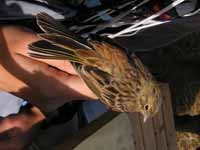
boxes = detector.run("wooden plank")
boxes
[161,84,178,150]
[128,113,145,150]
[153,103,168,150]
[140,116,157,150]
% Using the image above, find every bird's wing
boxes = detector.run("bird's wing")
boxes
[29,40,85,63]
[75,64,127,111]
[36,12,90,49]
[30,13,131,77]
[88,40,131,76]
[29,13,102,65]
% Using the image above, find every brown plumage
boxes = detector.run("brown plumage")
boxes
[28,12,162,121]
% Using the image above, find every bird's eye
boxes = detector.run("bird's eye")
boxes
[144,104,149,111]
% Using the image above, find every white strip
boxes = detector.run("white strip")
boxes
[82,9,111,23]
[130,0,150,11]
[118,21,169,37]
[107,0,151,26]
[184,8,200,17]
[102,20,169,37]
[108,0,186,39]
[89,0,151,35]
[83,0,137,23]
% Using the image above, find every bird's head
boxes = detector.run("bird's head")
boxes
[115,81,162,122]
[139,83,162,122]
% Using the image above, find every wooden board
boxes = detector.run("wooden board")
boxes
[161,84,177,150]
[129,113,145,150]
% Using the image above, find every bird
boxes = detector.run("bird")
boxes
[28,12,162,122]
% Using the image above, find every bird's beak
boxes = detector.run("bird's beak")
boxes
[143,113,150,123]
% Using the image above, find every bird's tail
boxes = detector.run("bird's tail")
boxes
[28,12,96,64]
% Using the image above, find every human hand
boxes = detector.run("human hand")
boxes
[0,26,97,112]
[0,106,45,150]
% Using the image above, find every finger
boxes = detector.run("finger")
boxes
[0,51,96,111]
[0,107,44,134]
[0,128,27,150]
[1,25,77,75]
[0,118,13,133]
[0,115,18,133]
[15,54,97,100]
[31,59,77,75]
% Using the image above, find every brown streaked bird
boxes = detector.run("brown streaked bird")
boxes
[28,12,162,122]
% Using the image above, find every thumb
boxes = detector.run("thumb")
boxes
[0,115,18,133]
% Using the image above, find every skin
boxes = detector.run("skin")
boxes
[0,106,45,150]
[0,25,97,149]
[0,25,97,112]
